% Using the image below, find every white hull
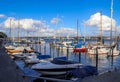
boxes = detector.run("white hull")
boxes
[32,61,82,75]
[39,71,68,76]
[88,48,109,55]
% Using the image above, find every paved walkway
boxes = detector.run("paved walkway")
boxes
[0,40,30,82]
[80,69,120,82]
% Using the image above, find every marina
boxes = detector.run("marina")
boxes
[0,0,120,82]
[2,37,120,82]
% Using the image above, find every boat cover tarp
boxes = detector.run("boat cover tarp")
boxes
[37,55,51,60]
[75,42,86,48]
[54,56,67,60]
[51,56,77,65]
[67,65,98,78]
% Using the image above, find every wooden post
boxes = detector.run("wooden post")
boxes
[111,47,114,67]
[66,45,69,60]
[79,52,81,63]
[40,44,41,55]
[49,43,51,55]
[57,46,60,57]
[62,46,63,52]
[96,47,98,70]
[116,36,119,50]
[53,46,55,58]
[44,44,46,55]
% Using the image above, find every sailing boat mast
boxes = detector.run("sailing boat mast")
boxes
[18,19,20,42]
[9,18,12,42]
[100,11,102,45]
[110,0,113,46]
[77,19,79,44]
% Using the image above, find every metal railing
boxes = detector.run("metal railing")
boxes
[21,74,79,82]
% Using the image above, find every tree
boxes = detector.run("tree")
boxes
[0,31,7,38]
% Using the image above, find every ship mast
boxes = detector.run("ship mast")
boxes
[110,0,113,47]
[18,19,20,42]
[100,11,102,45]
[9,18,12,42]
[77,19,79,44]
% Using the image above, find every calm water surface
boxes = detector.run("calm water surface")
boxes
[15,40,120,78]
[28,40,120,73]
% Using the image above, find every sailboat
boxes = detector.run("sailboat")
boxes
[73,20,87,53]
[87,12,110,57]
[108,0,120,56]
[6,19,34,55]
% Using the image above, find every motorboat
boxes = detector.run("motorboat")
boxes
[31,57,82,76]
[25,55,51,64]
[7,46,34,55]
[13,52,38,60]
[24,54,39,64]
[57,41,75,51]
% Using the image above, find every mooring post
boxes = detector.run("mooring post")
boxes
[116,36,119,50]
[49,43,51,56]
[40,44,41,54]
[74,46,76,55]
[44,44,46,55]
[62,46,63,52]
[78,52,81,63]
[57,46,60,57]
[66,45,69,60]
[96,47,98,70]
[53,46,55,58]
[111,47,114,68]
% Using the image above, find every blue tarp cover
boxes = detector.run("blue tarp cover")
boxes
[68,66,98,78]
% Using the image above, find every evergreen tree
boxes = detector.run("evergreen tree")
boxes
[0,32,7,38]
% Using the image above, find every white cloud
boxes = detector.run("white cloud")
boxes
[3,17,49,30]
[56,27,77,36]
[51,18,60,24]
[84,12,116,31]
[1,17,77,37]
[0,14,6,18]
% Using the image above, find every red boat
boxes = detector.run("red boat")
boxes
[73,48,87,53]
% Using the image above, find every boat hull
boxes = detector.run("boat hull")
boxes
[74,48,87,53]
[32,61,82,76]
[34,68,75,75]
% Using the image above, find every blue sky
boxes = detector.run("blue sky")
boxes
[0,0,120,37]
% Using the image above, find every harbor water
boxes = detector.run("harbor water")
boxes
[15,39,120,81]
[28,39,120,73]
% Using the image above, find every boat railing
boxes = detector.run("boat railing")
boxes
[21,74,78,82]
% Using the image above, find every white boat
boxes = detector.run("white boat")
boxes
[7,46,34,55]
[31,58,82,76]
[108,46,120,56]
[58,41,74,51]
[25,55,51,64]
[13,52,38,59]
[5,45,16,50]
[38,38,45,44]
[88,46,109,55]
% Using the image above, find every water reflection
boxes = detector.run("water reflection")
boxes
[30,42,120,73]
